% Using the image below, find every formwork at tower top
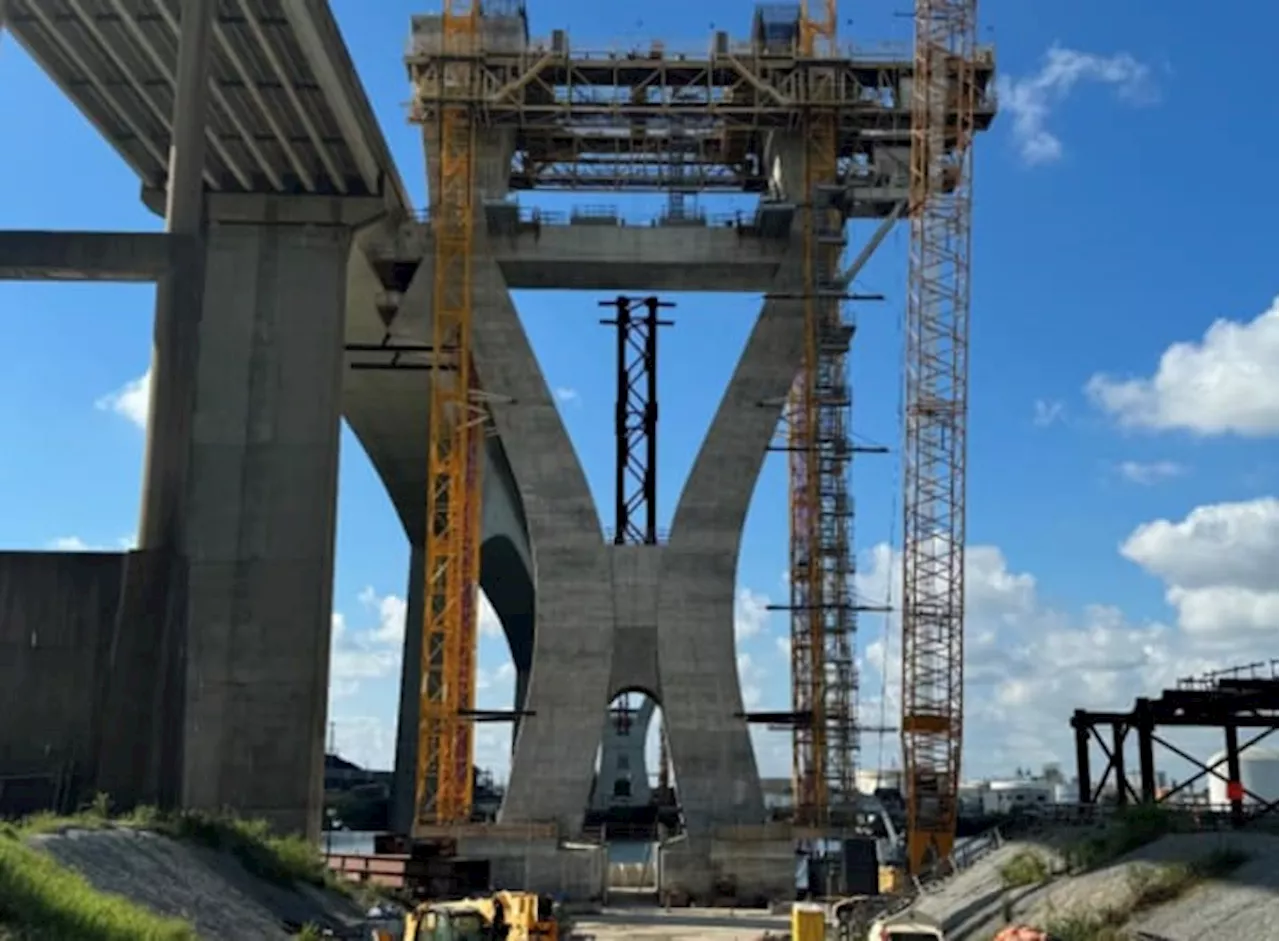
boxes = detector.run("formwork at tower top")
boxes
[405,3,997,198]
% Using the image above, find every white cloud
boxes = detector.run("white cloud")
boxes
[1116,460,1186,485]
[1120,497,1279,643]
[1086,299,1279,436]
[734,587,772,640]
[1032,398,1065,427]
[48,536,91,551]
[737,652,764,709]
[329,715,397,772]
[329,590,404,687]
[330,586,504,695]
[997,45,1154,165]
[46,535,134,552]
[852,512,1278,781]
[553,387,580,405]
[479,594,502,638]
[95,368,151,429]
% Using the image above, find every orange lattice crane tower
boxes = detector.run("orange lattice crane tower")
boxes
[409,0,484,829]
[900,0,978,872]
[788,0,859,827]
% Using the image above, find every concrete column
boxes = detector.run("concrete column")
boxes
[138,0,215,549]
[178,220,351,839]
[391,544,425,836]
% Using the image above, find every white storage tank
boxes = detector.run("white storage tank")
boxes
[1206,746,1279,806]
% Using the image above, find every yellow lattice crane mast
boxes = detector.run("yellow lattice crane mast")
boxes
[789,0,858,827]
[900,0,978,873]
[410,0,484,829]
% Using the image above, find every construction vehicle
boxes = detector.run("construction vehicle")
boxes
[866,911,945,941]
[395,891,558,941]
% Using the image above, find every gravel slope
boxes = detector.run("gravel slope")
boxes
[31,827,371,940]
[914,829,1277,941]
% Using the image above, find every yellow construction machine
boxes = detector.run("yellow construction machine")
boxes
[384,890,558,941]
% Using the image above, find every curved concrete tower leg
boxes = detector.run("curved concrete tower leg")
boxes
[658,262,805,834]
[470,250,615,834]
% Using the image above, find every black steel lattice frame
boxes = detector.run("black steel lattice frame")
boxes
[407,44,997,190]
[599,296,674,546]
[1071,673,1279,827]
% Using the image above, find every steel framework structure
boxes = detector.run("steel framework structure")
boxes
[410,0,485,828]
[786,0,861,828]
[1070,664,1279,826]
[599,296,674,546]
[406,31,996,191]
[900,0,979,873]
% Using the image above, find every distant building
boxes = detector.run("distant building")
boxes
[323,754,390,798]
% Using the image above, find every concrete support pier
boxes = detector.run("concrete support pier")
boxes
[178,219,353,837]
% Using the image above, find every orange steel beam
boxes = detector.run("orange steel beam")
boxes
[901,0,977,873]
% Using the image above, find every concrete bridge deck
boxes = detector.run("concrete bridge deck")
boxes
[4,0,404,205]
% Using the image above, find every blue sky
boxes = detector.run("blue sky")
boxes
[1,0,1275,790]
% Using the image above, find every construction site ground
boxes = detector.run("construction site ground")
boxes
[912,828,1278,940]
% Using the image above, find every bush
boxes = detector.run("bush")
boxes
[152,810,331,890]
[999,850,1050,888]
[1064,805,1179,872]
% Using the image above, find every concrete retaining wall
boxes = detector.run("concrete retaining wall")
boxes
[458,836,607,901]
[0,550,175,816]
[0,551,120,812]
[660,836,795,905]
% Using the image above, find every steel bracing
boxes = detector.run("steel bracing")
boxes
[900,0,979,873]
[406,26,995,192]
[410,0,485,828]
[599,296,674,547]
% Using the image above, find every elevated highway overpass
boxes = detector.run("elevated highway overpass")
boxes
[0,0,542,835]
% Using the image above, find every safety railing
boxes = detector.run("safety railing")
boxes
[400,205,756,232]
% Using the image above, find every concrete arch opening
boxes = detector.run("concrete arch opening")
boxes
[588,689,676,828]
[590,688,674,899]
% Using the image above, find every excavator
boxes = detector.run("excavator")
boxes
[374,890,558,941]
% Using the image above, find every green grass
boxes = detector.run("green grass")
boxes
[0,826,196,941]
[1040,848,1250,941]
[999,850,1051,888]
[9,795,335,892]
[0,793,378,939]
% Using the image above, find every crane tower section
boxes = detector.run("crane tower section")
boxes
[408,0,484,828]
[901,0,983,872]
[788,0,857,826]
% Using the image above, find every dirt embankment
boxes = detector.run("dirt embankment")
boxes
[30,827,379,940]
[913,829,1277,941]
